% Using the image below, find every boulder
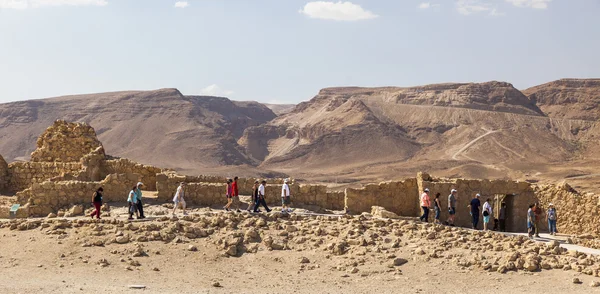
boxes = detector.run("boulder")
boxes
[371,206,400,219]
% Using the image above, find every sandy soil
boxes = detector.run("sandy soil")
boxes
[1,206,600,294]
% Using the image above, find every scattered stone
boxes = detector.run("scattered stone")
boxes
[573,278,582,284]
[188,245,198,252]
[300,257,310,264]
[590,281,600,287]
[212,282,222,287]
[393,258,408,267]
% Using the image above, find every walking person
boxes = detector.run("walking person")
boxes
[253,180,272,213]
[527,203,536,239]
[534,202,542,237]
[135,182,145,219]
[433,193,442,224]
[547,203,558,236]
[482,198,493,231]
[172,182,187,216]
[498,202,507,232]
[419,188,431,222]
[127,185,138,220]
[247,181,259,212]
[223,179,233,211]
[446,189,457,226]
[281,178,292,213]
[231,177,241,212]
[90,187,103,219]
[468,194,481,230]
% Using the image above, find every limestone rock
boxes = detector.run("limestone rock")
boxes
[371,206,400,219]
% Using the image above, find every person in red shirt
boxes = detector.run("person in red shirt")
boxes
[231,176,241,212]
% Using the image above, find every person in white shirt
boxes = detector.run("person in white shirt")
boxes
[482,198,493,231]
[172,182,187,216]
[253,180,271,213]
[281,178,292,213]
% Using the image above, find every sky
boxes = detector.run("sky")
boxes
[0,0,599,104]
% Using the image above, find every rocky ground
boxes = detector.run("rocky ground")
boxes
[1,204,600,293]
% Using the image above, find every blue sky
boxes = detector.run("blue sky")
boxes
[0,0,599,104]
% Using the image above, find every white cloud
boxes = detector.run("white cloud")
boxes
[0,0,107,9]
[174,1,188,8]
[200,84,234,97]
[419,3,440,9]
[505,0,551,9]
[299,1,378,21]
[456,0,491,15]
[490,8,505,16]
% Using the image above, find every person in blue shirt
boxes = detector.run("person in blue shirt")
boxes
[468,194,481,230]
[135,182,145,219]
[127,185,138,220]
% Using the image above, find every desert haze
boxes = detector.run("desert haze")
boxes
[1,79,600,191]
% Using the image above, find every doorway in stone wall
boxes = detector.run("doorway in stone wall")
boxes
[494,193,515,232]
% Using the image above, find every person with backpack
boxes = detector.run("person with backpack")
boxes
[253,180,271,213]
[547,203,558,235]
[127,185,139,220]
[90,187,103,219]
[482,198,493,231]
[468,193,481,230]
[172,182,187,216]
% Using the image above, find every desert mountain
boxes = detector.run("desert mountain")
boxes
[523,79,600,121]
[240,81,600,186]
[2,79,600,191]
[0,89,277,175]
[263,103,296,116]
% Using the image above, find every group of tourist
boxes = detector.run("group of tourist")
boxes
[170,177,293,215]
[419,188,559,238]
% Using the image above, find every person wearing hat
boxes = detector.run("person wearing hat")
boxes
[468,193,481,230]
[546,203,558,236]
[172,182,187,216]
[281,178,292,213]
[446,189,457,226]
[419,188,431,222]
[135,182,145,219]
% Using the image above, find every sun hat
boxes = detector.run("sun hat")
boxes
[424,188,429,192]
[137,182,143,187]
[451,189,457,193]
[476,193,481,197]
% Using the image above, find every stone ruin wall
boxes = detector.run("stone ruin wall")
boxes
[15,173,139,217]
[104,159,163,191]
[6,162,83,193]
[0,155,8,193]
[156,172,345,210]
[534,183,600,237]
[30,120,103,163]
[416,173,536,233]
[345,178,420,217]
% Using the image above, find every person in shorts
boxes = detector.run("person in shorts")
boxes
[172,182,187,216]
[281,178,292,213]
[527,203,536,239]
[447,189,457,226]
[482,198,493,231]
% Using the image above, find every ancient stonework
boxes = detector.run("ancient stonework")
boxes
[30,120,104,163]
[0,154,8,193]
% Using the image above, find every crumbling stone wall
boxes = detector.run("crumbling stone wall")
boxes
[156,172,344,210]
[30,120,103,163]
[417,173,536,232]
[105,159,162,191]
[0,154,8,193]
[7,162,83,193]
[345,179,419,216]
[16,173,139,217]
[534,183,600,236]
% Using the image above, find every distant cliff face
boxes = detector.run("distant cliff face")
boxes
[0,89,276,172]
[523,79,600,121]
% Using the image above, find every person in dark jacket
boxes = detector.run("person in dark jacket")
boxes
[247,181,259,212]
[90,187,103,219]
[135,182,145,219]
